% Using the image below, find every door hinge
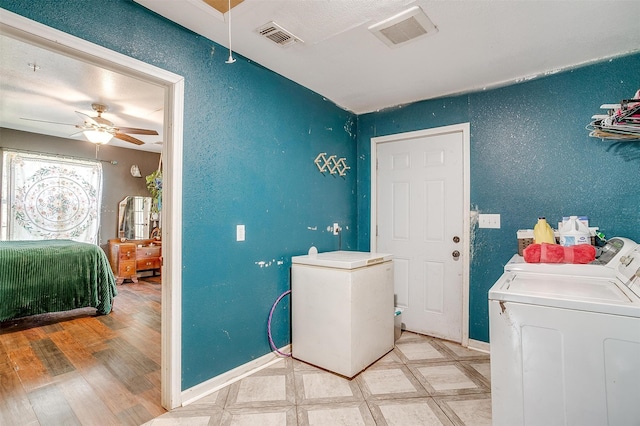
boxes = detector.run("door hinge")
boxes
[376,225,379,236]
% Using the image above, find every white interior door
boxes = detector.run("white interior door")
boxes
[372,124,468,343]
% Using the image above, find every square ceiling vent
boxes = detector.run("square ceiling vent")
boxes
[256,21,303,47]
[369,6,438,48]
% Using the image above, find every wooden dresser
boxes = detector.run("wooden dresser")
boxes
[108,239,162,284]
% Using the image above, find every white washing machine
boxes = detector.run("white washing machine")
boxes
[505,237,638,277]
[489,244,640,426]
[291,250,394,378]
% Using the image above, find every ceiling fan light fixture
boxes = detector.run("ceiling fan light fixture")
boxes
[83,129,113,144]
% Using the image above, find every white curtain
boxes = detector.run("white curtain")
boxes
[1,150,102,243]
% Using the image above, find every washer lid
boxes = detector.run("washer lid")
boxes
[292,250,393,269]
[489,271,640,317]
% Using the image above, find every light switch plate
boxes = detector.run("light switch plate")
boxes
[236,224,245,241]
[479,214,501,229]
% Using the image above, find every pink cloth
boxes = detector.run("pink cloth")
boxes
[523,243,596,264]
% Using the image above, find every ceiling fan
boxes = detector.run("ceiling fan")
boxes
[22,102,159,145]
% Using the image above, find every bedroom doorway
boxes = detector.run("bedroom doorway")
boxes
[0,11,184,410]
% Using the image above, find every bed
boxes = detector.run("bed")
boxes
[0,240,117,322]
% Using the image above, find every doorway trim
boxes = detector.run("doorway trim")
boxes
[0,10,184,409]
[370,123,471,347]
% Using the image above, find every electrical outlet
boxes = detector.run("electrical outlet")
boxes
[479,214,501,229]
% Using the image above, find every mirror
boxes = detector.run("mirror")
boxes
[118,196,155,240]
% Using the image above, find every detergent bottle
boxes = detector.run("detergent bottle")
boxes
[559,216,590,246]
[533,217,556,244]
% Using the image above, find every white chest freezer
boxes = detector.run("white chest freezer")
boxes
[291,250,394,378]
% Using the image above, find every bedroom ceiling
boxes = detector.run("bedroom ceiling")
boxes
[135,0,640,114]
[0,34,165,153]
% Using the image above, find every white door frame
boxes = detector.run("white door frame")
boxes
[0,10,185,409]
[370,123,471,347]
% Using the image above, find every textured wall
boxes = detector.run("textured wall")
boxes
[1,0,357,389]
[358,52,640,342]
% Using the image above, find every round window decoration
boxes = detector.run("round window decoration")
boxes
[13,166,98,238]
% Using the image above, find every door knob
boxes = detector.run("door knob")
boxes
[452,250,460,259]
[453,236,460,243]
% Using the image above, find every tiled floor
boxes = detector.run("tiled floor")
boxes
[145,332,491,425]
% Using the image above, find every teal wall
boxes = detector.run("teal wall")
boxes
[1,0,357,389]
[358,53,640,342]
[3,0,639,390]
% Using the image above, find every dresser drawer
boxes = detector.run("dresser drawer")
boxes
[118,260,136,276]
[137,258,161,271]
[137,246,161,259]
[118,244,136,260]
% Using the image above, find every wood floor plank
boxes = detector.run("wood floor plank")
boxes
[59,317,110,353]
[48,329,97,369]
[97,313,128,331]
[29,338,75,376]
[81,315,118,340]
[6,346,53,393]
[0,327,32,350]
[117,403,154,426]
[40,322,65,335]
[79,363,141,413]
[56,371,121,425]
[107,336,159,375]
[92,347,154,395]
[121,324,161,365]
[0,361,40,425]
[137,372,167,418]
[28,383,81,426]
[0,341,13,373]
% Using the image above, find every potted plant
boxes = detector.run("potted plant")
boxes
[146,169,162,213]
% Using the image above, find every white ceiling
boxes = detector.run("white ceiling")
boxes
[135,0,640,114]
[1,1,639,150]
[0,34,165,152]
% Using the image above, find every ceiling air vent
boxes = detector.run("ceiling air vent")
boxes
[369,6,438,48]
[256,21,303,47]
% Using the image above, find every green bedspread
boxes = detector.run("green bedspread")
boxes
[0,240,117,322]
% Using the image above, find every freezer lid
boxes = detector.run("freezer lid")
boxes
[489,271,640,317]
[292,250,393,269]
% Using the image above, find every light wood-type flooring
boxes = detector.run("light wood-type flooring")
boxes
[0,278,166,425]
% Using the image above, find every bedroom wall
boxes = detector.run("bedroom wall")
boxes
[0,128,160,246]
[357,51,640,342]
[0,0,358,390]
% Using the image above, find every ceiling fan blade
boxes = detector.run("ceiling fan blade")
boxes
[114,132,145,145]
[20,117,76,126]
[75,111,99,126]
[116,127,159,135]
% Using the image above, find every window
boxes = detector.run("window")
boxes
[1,150,102,243]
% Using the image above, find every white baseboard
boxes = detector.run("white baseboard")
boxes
[467,339,490,354]
[180,345,292,406]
